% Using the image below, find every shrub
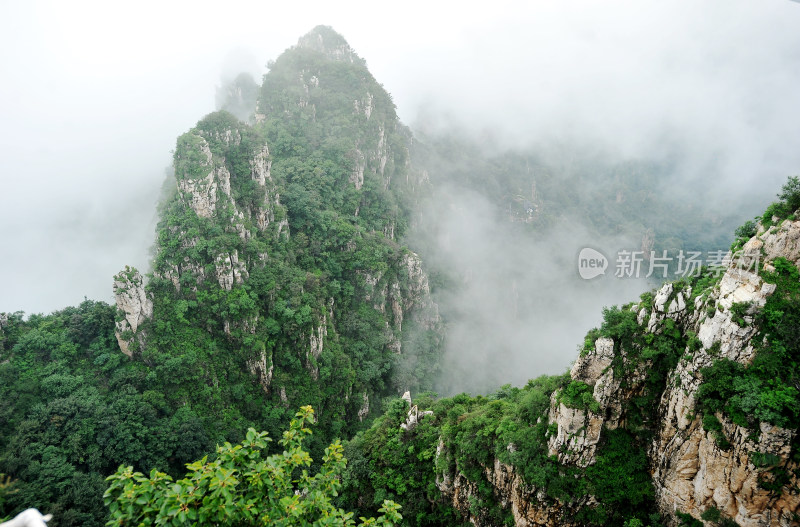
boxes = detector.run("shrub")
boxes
[761,202,790,227]
[778,175,800,213]
[750,452,781,468]
[761,176,800,226]
[730,301,753,327]
[734,220,758,240]
[731,219,758,251]
[701,413,731,450]
[559,380,601,413]
[104,406,401,527]
[580,328,602,356]
[701,506,721,522]
[584,429,655,524]
[676,511,703,527]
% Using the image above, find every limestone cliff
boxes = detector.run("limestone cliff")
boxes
[649,222,800,526]
[360,251,441,356]
[112,266,152,357]
[112,26,442,433]
[435,220,800,526]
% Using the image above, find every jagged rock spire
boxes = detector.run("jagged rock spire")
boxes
[296,25,365,66]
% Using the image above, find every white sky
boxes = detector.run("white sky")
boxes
[1,0,800,314]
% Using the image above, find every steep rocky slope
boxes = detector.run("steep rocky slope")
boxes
[0,27,447,526]
[648,222,800,525]
[433,220,800,526]
[345,204,800,526]
[112,26,442,442]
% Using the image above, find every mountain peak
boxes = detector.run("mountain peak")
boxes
[296,25,365,66]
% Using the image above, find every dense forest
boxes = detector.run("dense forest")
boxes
[1,27,796,526]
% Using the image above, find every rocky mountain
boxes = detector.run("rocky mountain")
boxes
[438,218,800,525]
[344,197,800,526]
[113,25,441,445]
[0,26,447,527]
[2,25,797,527]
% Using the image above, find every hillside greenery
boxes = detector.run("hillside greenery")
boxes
[1,25,797,527]
[338,300,687,526]
[0,301,196,525]
[1,27,438,526]
[104,406,401,527]
[338,178,800,526]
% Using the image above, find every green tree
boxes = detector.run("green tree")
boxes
[778,175,800,213]
[104,406,401,526]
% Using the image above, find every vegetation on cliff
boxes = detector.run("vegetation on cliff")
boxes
[1,26,441,526]
[341,177,800,526]
[1,25,797,527]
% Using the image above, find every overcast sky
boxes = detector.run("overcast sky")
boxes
[1,0,800,315]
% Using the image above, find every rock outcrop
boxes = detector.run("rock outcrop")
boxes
[306,314,328,381]
[358,392,370,422]
[112,266,152,357]
[177,139,220,219]
[400,391,433,432]
[437,220,800,526]
[247,347,273,394]
[359,251,441,356]
[401,253,440,330]
[649,223,800,526]
[214,250,249,291]
[436,441,573,526]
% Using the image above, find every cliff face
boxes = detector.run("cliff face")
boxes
[112,27,442,438]
[435,221,800,526]
[647,222,800,526]
[112,266,152,357]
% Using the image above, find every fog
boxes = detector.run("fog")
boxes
[407,182,648,394]
[395,0,800,392]
[1,1,799,390]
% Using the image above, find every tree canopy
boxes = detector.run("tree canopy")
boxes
[104,406,401,527]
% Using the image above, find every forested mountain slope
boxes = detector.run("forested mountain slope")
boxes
[342,182,800,526]
[113,24,442,446]
[1,26,793,527]
[0,26,442,526]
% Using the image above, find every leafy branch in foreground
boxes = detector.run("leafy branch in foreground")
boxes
[104,405,401,526]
